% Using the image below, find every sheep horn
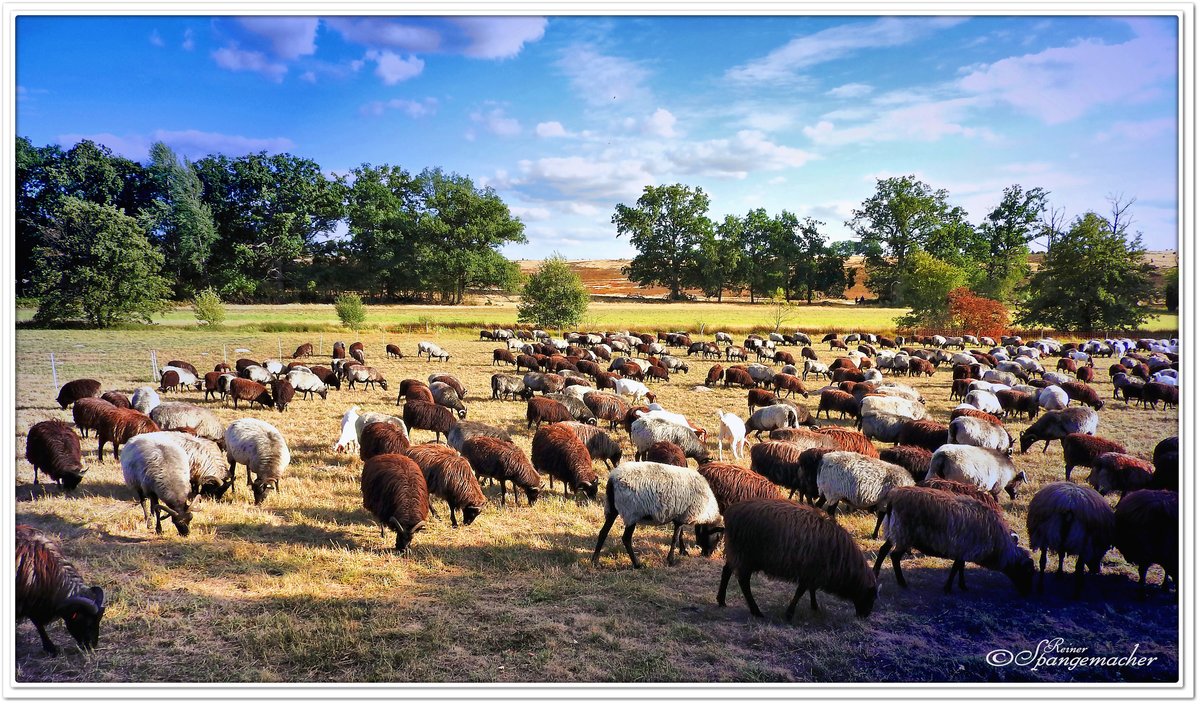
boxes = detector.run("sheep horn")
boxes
[61,594,99,616]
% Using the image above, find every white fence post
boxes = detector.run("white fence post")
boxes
[150,350,159,381]
[223,345,228,364]
[278,337,283,361]
[49,353,59,393]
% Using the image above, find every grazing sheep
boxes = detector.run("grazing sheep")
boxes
[1150,436,1178,491]
[716,409,749,461]
[745,404,800,440]
[894,419,948,453]
[96,408,160,461]
[860,411,916,444]
[546,393,597,425]
[642,440,687,466]
[1144,382,1179,410]
[718,499,878,619]
[815,428,880,458]
[531,424,599,499]
[816,452,914,533]
[241,365,274,385]
[459,436,541,506]
[224,418,291,505]
[768,427,840,452]
[385,343,405,360]
[25,420,86,490]
[747,388,779,415]
[355,412,410,449]
[55,378,101,409]
[948,416,1013,453]
[361,454,430,551]
[1060,381,1105,410]
[524,372,567,396]
[72,397,115,438]
[309,366,341,391]
[612,378,655,404]
[581,392,631,431]
[950,407,1005,428]
[1062,433,1127,481]
[817,389,859,421]
[996,389,1039,420]
[927,445,1025,500]
[428,381,468,419]
[964,390,1003,416]
[346,365,388,392]
[1113,489,1178,596]
[15,525,106,656]
[630,417,710,465]
[1087,453,1155,497]
[1019,407,1100,454]
[491,374,528,401]
[446,421,513,453]
[917,477,1003,515]
[591,461,723,568]
[285,370,329,400]
[722,367,756,389]
[158,371,182,393]
[875,486,1035,595]
[149,402,225,446]
[526,397,575,428]
[750,441,819,502]
[168,433,233,499]
[402,400,458,443]
[402,444,486,528]
[360,422,413,461]
[333,406,361,454]
[560,422,623,469]
[428,374,468,399]
[417,342,451,362]
[227,378,273,410]
[292,343,313,358]
[100,391,131,409]
[881,446,934,481]
[120,433,195,536]
[697,462,781,514]
[1026,482,1115,598]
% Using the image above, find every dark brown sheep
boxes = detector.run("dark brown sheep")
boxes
[815,428,879,458]
[397,380,436,405]
[25,420,86,490]
[1056,357,1078,373]
[1075,366,1095,383]
[880,446,934,481]
[749,441,816,502]
[158,371,182,393]
[705,364,724,387]
[697,462,781,513]
[293,343,314,358]
[531,424,598,499]
[832,368,867,384]
[768,427,839,451]
[72,397,116,438]
[1150,436,1177,491]
[403,444,486,528]
[949,377,976,401]
[719,499,878,619]
[332,342,346,360]
[228,378,273,410]
[234,357,259,373]
[402,400,458,443]
[908,358,935,377]
[1060,381,1105,410]
[493,348,517,366]
[723,367,756,389]
[165,360,199,377]
[747,388,779,415]
[1062,433,1127,481]
[459,436,540,506]
[386,343,405,360]
[100,391,131,409]
[360,422,412,461]
[817,389,859,421]
[772,373,809,399]
[526,397,575,428]
[202,371,224,401]
[361,453,430,551]
[642,440,687,466]
[15,525,106,656]
[895,419,948,453]
[1086,452,1154,498]
[1144,382,1179,410]
[269,379,295,412]
[1114,489,1178,596]
[56,379,102,410]
[96,408,160,461]
[996,389,1039,420]
[917,477,1003,515]
[309,366,341,391]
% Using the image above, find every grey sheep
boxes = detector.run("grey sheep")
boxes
[120,433,196,536]
[630,416,710,464]
[560,421,623,469]
[745,404,799,440]
[927,444,1026,501]
[1018,407,1099,453]
[948,415,1013,453]
[430,381,468,419]
[224,418,291,505]
[149,402,225,447]
[1026,481,1114,598]
[816,452,915,532]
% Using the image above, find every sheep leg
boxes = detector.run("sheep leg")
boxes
[448,504,458,528]
[870,511,885,539]
[784,583,811,622]
[667,521,685,566]
[150,495,164,534]
[810,588,819,611]
[621,524,642,569]
[138,491,151,530]
[1038,548,1048,592]
[428,503,440,519]
[1073,559,1086,599]
[717,563,733,606]
[736,568,763,617]
[34,621,60,657]
[1056,551,1066,575]
[591,512,617,566]
[890,553,908,588]
[32,463,39,485]
[824,499,839,518]
[957,561,968,591]
[97,438,105,462]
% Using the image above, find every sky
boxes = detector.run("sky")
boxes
[15,14,1180,258]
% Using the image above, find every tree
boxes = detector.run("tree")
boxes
[846,175,964,304]
[141,142,219,297]
[787,219,850,303]
[973,185,1047,301]
[32,197,170,327]
[517,254,589,330]
[192,287,226,327]
[946,287,1010,338]
[344,163,423,298]
[1017,212,1156,332]
[895,250,968,330]
[613,184,712,300]
[334,293,367,331]
[696,216,744,301]
[1164,267,1179,314]
[766,288,796,333]
[739,208,797,302]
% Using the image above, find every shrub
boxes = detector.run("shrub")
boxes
[192,288,226,327]
[947,287,1010,338]
[334,293,367,331]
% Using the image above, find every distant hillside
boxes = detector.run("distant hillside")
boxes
[516,251,1176,301]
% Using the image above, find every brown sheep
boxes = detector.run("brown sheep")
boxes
[96,408,160,461]
[360,423,412,461]
[582,392,630,430]
[292,343,313,358]
[15,525,106,656]
[723,368,756,389]
[815,428,879,458]
[1026,482,1114,598]
[880,446,934,481]
[772,373,809,399]
[908,358,935,377]
[386,343,405,360]
[950,407,1005,428]
[402,444,486,528]
[228,378,273,410]
[747,388,779,415]
[493,348,517,366]
[705,364,724,387]
[996,389,1039,420]
[1062,433,1127,481]
[100,391,131,409]
[895,419,948,453]
[531,424,598,499]
[158,371,182,393]
[459,436,541,507]
[560,422,624,469]
[1087,452,1155,498]
[72,397,116,438]
[750,441,821,502]
[697,462,781,513]
[642,440,687,466]
[202,372,224,401]
[360,454,430,552]
[25,420,86,490]
[1060,381,1105,410]
[526,397,575,429]
[1114,489,1178,596]
[55,379,102,410]
[768,427,839,451]
[402,400,458,443]
[269,379,295,412]
[817,389,859,421]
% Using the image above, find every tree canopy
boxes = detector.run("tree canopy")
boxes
[613,183,713,300]
[517,254,589,330]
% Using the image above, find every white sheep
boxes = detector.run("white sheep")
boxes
[948,415,1013,452]
[859,395,926,422]
[285,370,329,400]
[860,411,910,444]
[745,404,798,439]
[148,402,225,446]
[224,418,291,505]
[120,433,195,536]
[612,378,653,404]
[160,365,201,390]
[1042,371,1075,387]
[1037,385,1070,411]
[927,444,1026,500]
[630,417,708,464]
[417,342,451,362]
[591,461,723,568]
[131,386,161,415]
[333,406,361,453]
[816,451,914,529]
[242,365,274,385]
[964,390,1003,415]
[355,412,409,443]
[715,409,748,461]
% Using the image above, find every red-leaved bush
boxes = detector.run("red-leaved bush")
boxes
[947,288,1010,339]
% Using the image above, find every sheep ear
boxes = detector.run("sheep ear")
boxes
[1010,531,1020,545]
[91,586,105,609]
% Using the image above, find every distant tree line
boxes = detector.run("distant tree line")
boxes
[17,137,526,325]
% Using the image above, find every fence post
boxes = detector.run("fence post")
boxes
[49,353,59,393]
[150,350,159,381]
[278,337,283,361]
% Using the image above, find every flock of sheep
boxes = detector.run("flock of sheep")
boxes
[16,326,1180,661]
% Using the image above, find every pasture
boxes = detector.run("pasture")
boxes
[13,324,1179,683]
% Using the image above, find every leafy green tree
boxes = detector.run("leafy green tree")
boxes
[696,217,744,301]
[895,250,968,330]
[846,175,964,304]
[739,208,799,302]
[613,184,712,300]
[1164,267,1179,314]
[334,292,367,331]
[344,163,423,298]
[786,218,850,303]
[973,185,1048,301]
[141,142,219,297]
[32,197,171,327]
[1017,212,1156,332]
[192,287,226,327]
[517,254,589,330]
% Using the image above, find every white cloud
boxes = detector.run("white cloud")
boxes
[536,121,572,138]
[234,17,319,59]
[1095,118,1176,143]
[300,71,317,83]
[360,97,438,118]
[516,156,656,200]
[510,205,552,221]
[366,49,424,84]
[957,18,1175,124]
[182,28,195,51]
[149,30,164,48]
[827,82,873,98]
[471,106,521,137]
[665,130,815,178]
[557,44,651,108]
[727,17,967,84]
[211,45,287,82]
[324,18,441,52]
[449,17,547,59]
[803,96,991,146]
[56,129,295,161]
[643,108,677,138]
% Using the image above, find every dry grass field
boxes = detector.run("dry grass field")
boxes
[13,325,1179,683]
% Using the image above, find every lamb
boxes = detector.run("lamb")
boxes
[591,461,723,568]
[1086,453,1154,497]
[227,378,273,410]
[875,486,1035,595]
[1019,407,1100,454]
[816,452,914,532]
[120,433,196,536]
[880,446,934,481]
[333,406,361,454]
[386,343,405,360]
[100,391,131,409]
[996,389,1039,420]
[446,421,513,453]
[1113,489,1178,596]
[718,499,878,619]
[716,409,749,461]
[25,419,86,490]
[745,404,800,440]
[697,462,781,514]
[15,525,106,656]
[402,444,486,528]
[612,378,655,404]
[948,416,1013,453]
[895,419,949,453]
[359,422,413,461]
[96,408,160,461]
[750,441,819,502]
[630,417,710,465]
[417,342,451,362]
[72,397,115,438]
[402,400,459,443]
[1060,380,1105,410]
[360,453,430,551]
[927,444,1025,500]
[560,422,623,469]
[224,418,291,505]
[491,374,528,401]
[1026,481,1115,598]
[1061,433,1127,481]
[459,436,541,506]
[531,424,599,499]
[286,370,329,400]
[148,402,225,446]
[55,378,101,409]
[817,389,859,421]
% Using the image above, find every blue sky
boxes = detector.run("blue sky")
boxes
[16,14,1179,257]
